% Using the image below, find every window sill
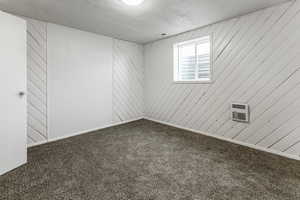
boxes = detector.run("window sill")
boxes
[173,80,213,84]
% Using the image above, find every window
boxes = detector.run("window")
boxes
[173,35,212,83]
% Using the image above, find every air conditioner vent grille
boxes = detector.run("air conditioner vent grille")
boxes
[231,103,249,123]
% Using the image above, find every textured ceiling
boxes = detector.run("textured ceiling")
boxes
[0,0,289,44]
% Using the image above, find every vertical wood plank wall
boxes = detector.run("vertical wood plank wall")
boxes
[144,0,300,159]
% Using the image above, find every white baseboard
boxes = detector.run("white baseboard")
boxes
[144,117,300,161]
[0,158,27,176]
[27,140,48,148]
[27,117,143,148]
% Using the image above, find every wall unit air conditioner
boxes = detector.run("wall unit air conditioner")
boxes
[231,103,249,123]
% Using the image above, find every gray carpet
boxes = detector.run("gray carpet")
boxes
[1,119,300,200]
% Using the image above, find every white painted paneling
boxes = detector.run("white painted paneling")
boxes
[144,1,300,159]
[47,23,113,140]
[23,17,144,146]
[112,39,144,123]
[25,17,48,146]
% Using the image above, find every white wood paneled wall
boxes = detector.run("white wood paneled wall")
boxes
[144,0,300,159]
[112,39,144,123]
[24,18,144,146]
[25,18,48,146]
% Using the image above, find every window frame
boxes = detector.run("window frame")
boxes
[173,34,213,84]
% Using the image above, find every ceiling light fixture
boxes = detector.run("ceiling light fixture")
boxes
[121,0,144,6]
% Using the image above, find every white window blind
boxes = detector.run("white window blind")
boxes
[174,35,212,83]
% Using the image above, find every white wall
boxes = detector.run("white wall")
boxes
[144,0,300,159]
[16,14,144,146]
[22,18,144,145]
[47,23,113,140]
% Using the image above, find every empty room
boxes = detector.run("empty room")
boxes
[1,0,300,199]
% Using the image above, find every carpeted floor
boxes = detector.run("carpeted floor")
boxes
[1,119,300,200]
